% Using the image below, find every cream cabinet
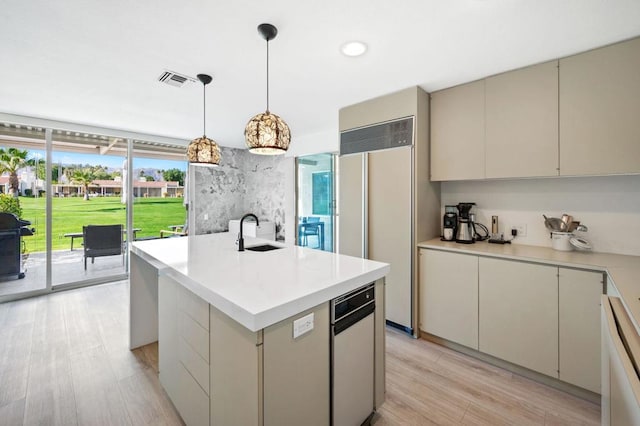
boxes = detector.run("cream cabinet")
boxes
[479,258,559,377]
[559,37,640,176]
[159,275,210,426]
[419,249,478,349]
[430,80,485,181]
[210,302,332,426]
[263,304,330,426]
[602,296,640,425]
[420,250,605,392]
[160,277,385,426]
[485,60,559,178]
[431,36,640,181]
[158,275,179,405]
[559,268,603,393]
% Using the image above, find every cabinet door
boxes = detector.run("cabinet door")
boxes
[158,275,179,404]
[603,297,640,426]
[210,305,262,426]
[368,147,413,330]
[485,61,559,178]
[431,80,485,181]
[263,303,330,426]
[559,268,603,393]
[419,249,478,349]
[559,37,640,176]
[479,258,558,377]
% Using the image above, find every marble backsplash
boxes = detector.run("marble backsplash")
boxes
[191,146,291,241]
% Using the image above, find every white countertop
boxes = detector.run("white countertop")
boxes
[131,233,389,332]
[418,238,640,331]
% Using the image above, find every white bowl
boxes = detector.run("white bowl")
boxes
[570,236,592,251]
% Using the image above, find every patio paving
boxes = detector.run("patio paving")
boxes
[0,249,127,298]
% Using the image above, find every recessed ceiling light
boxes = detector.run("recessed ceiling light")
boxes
[341,41,367,57]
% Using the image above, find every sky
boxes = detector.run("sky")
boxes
[26,150,186,171]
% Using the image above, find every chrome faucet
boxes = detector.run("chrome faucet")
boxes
[237,213,259,251]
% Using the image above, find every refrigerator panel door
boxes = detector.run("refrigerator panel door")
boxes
[368,147,413,329]
[338,154,365,258]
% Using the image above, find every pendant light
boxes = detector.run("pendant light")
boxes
[245,23,291,155]
[187,74,221,166]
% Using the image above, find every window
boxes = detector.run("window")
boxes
[312,171,331,216]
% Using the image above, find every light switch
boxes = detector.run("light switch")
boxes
[293,313,314,339]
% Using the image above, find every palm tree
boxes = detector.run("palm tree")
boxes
[0,147,29,197]
[71,169,97,201]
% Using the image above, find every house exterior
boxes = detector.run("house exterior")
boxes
[0,167,41,195]
[1,173,182,198]
[51,179,183,198]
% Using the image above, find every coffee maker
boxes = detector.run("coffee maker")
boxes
[442,205,457,241]
[456,202,476,244]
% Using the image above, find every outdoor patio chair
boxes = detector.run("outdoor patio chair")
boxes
[160,222,188,238]
[83,224,123,270]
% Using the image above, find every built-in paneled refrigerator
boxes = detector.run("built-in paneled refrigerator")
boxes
[338,117,417,334]
[338,87,441,336]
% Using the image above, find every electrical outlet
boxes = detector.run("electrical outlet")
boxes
[293,312,314,338]
[203,213,209,220]
[512,224,527,237]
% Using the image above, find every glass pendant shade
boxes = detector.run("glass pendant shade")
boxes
[245,23,290,155]
[188,136,221,165]
[245,111,291,155]
[188,73,221,166]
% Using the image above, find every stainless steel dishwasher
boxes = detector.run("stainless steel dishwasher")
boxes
[331,283,375,426]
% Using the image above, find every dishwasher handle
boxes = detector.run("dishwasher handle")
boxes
[334,302,375,336]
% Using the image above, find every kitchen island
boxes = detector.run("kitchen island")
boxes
[129,232,389,426]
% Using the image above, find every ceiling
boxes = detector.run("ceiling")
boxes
[2,0,640,151]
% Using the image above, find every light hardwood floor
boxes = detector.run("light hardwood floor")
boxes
[0,281,599,425]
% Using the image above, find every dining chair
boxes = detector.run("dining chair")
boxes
[301,217,321,248]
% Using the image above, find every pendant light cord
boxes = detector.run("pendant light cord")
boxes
[202,82,206,136]
[266,39,270,113]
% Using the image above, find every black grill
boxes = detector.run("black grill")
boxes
[0,212,34,279]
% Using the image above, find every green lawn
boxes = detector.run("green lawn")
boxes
[18,196,186,253]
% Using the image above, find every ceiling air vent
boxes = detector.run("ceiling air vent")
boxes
[158,71,196,87]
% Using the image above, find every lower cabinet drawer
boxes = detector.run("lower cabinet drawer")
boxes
[175,362,209,426]
[178,286,210,330]
[179,311,209,363]
[179,336,210,395]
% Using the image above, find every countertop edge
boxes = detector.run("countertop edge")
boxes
[417,240,607,272]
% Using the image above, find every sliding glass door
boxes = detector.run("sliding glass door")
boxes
[51,140,128,288]
[295,153,335,252]
[0,120,188,301]
[0,139,47,298]
[131,141,187,241]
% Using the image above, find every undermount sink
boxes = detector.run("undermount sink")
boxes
[245,244,283,252]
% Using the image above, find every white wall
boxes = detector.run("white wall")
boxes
[285,128,338,158]
[441,175,640,256]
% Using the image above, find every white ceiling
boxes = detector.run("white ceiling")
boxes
[2,0,640,151]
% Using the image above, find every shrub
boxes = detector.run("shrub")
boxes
[0,194,22,217]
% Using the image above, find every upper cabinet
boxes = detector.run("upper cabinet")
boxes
[431,62,559,181]
[485,61,559,178]
[431,80,485,181]
[559,37,640,176]
[431,36,640,181]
